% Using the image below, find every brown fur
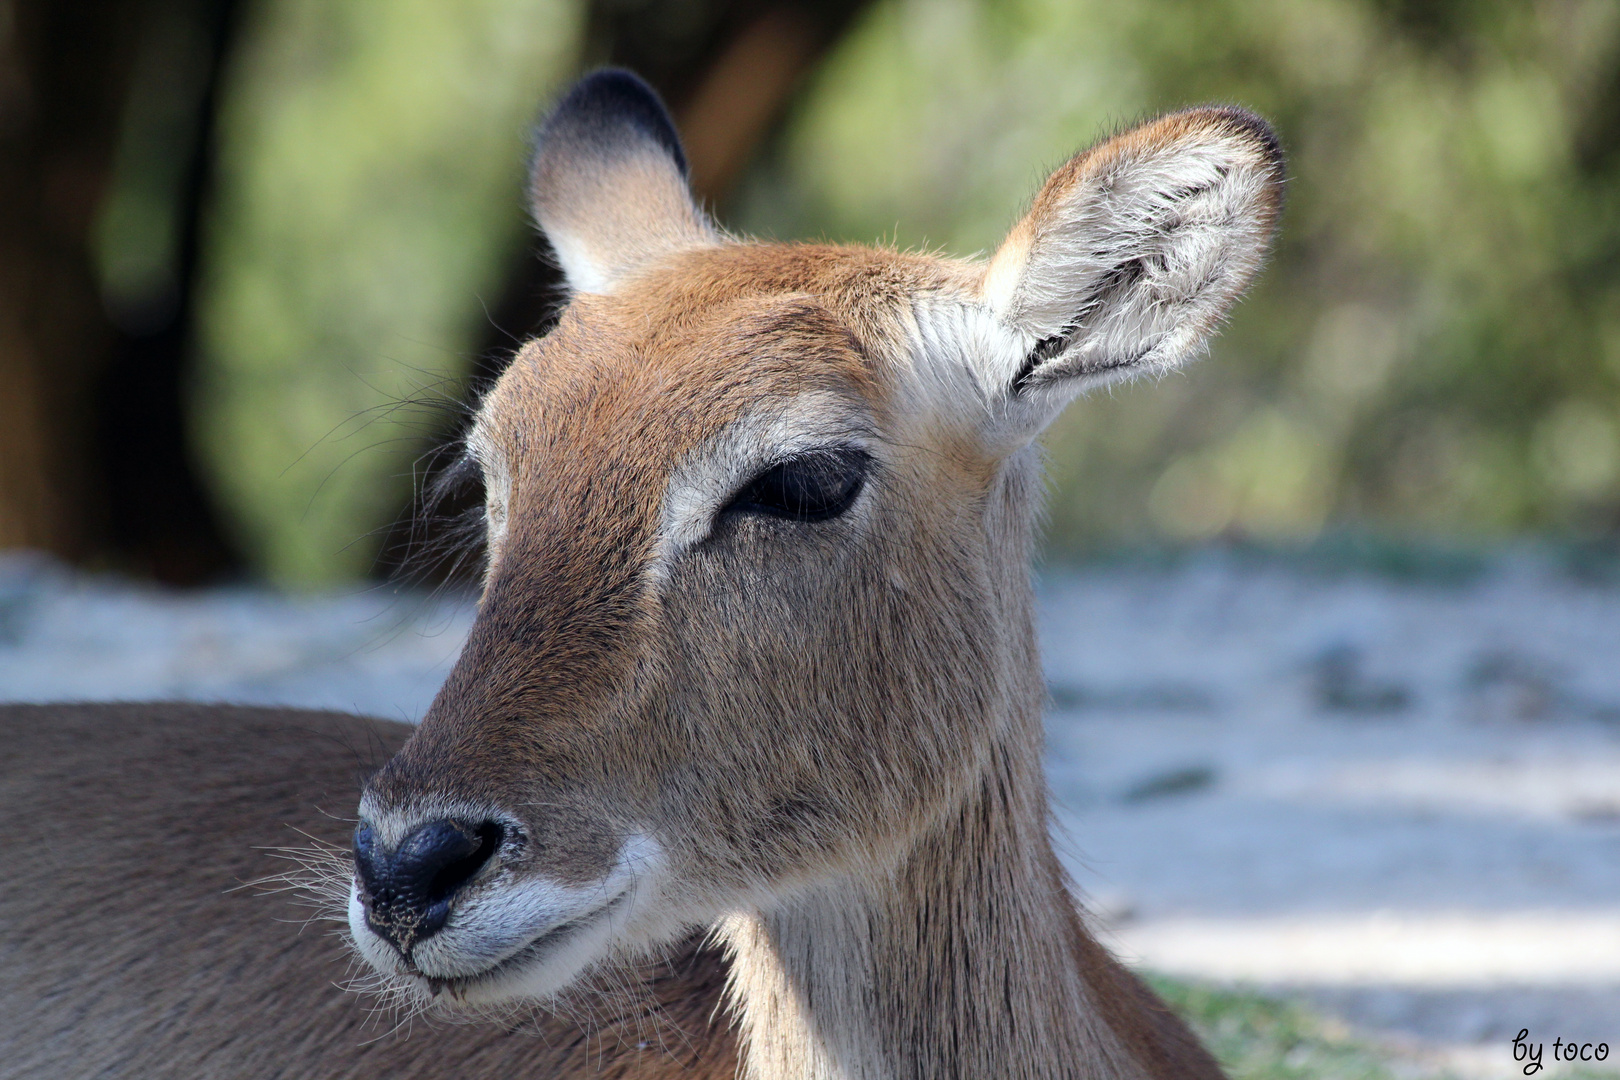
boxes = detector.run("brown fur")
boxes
[2,84,1283,1078]
[359,233,1240,1078]
[0,702,738,1079]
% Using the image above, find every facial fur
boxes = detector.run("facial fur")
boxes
[344,71,1283,1029]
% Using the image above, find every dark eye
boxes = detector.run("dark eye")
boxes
[724,448,870,523]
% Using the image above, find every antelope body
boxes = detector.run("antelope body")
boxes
[0,71,1282,1079]
[0,703,737,1079]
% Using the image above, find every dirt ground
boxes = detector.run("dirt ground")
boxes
[1035,550,1620,1076]
[4,545,1617,1076]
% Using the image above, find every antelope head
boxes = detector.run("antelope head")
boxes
[347,70,1283,1011]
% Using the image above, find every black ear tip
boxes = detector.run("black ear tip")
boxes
[1206,106,1285,178]
[534,67,689,179]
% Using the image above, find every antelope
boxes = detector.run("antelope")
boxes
[0,70,1282,1079]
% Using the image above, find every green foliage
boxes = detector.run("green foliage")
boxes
[95,7,214,330]
[1152,975,1620,1080]
[1148,976,1404,1080]
[733,0,1620,554]
[191,0,1620,581]
[194,0,580,584]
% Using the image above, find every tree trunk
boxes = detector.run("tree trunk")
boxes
[0,0,241,580]
[0,0,140,556]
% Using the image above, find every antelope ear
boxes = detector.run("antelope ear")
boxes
[529,69,717,294]
[977,107,1285,438]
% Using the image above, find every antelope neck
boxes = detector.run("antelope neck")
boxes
[717,730,1146,1080]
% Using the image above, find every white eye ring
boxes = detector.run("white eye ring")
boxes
[652,393,877,578]
[466,426,513,570]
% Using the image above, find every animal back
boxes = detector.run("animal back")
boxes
[0,702,736,1080]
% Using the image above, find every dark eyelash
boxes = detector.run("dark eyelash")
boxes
[722,448,870,523]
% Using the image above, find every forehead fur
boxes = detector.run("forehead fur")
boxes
[477,243,977,476]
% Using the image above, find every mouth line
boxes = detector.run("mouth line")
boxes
[420,891,629,997]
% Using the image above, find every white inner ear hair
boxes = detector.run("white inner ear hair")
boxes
[998,137,1275,390]
[907,294,1034,425]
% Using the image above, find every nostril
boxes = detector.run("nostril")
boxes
[353,818,505,954]
[426,820,504,904]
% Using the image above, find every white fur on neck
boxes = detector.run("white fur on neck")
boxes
[714,744,1152,1080]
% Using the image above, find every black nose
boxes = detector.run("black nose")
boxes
[353,818,504,956]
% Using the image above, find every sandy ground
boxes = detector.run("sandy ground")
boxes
[3,546,1617,1076]
[1038,552,1620,1076]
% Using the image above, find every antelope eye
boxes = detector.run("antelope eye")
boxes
[724,447,870,523]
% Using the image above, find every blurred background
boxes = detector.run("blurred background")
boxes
[5,1,1620,1076]
[7,0,1620,586]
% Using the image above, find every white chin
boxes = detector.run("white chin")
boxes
[430,890,632,1005]
[345,835,665,1008]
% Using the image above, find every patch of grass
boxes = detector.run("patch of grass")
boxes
[1145,976,1405,1080]
[1151,976,1620,1080]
